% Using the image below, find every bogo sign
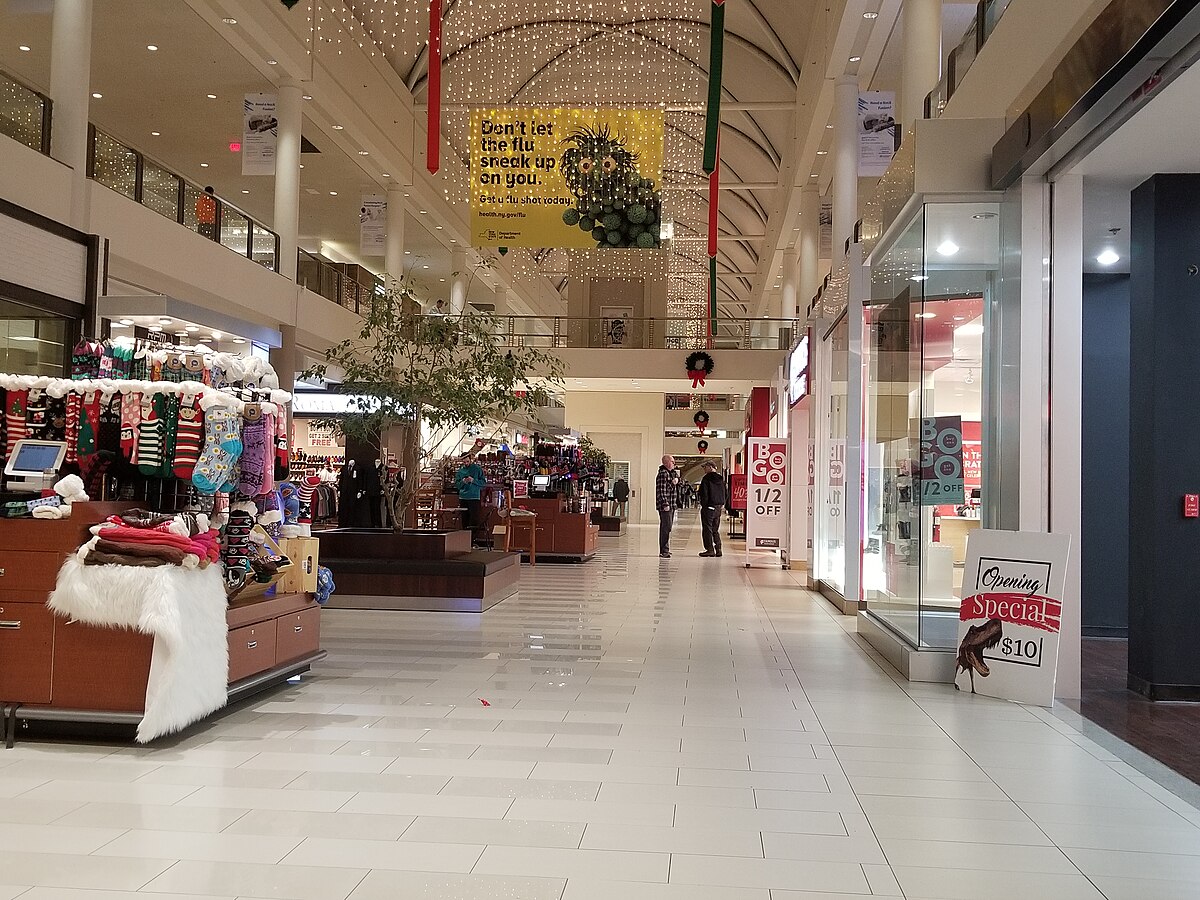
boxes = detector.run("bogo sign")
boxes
[746,438,788,558]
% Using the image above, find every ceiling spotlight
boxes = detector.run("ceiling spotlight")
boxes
[849,56,862,63]
[863,11,879,18]
[329,191,338,196]
[110,321,128,328]
[810,174,819,178]
[118,319,134,326]
[18,45,30,52]
[331,124,344,130]
[826,124,833,129]
[358,150,369,156]
[186,325,200,333]
[420,209,428,214]
[936,240,960,257]
[211,331,222,340]
[158,317,172,325]
[146,44,158,51]
[241,189,250,194]
[299,164,304,169]
[206,93,217,99]
[423,264,430,269]
[221,17,237,24]
[232,338,246,344]
[910,275,929,282]
[816,150,827,155]
[436,225,443,230]
[381,173,390,178]
[150,131,160,136]
[266,59,278,65]
[91,92,103,99]
[1096,248,1121,266]
[303,94,313,100]
[200,162,209,168]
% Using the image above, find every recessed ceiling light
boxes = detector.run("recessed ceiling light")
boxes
[206,93,217,99]
[436,225,443,230]
[200,162,209,168]
[211,330,222,340]
[91,92,102,99]
[849,56,862,63]
[826,124,833,129]
[1096,248,1121,266]
[18,45,30,52]
[423,265,429,269]
[241,189,249,194]
[810,174,819,178]
[450,239,456,243]
[221,17,237,25]
[916,312,937,319]
[329,191,337,196]
[118,318,134,326]
[158,317,172,325]
[381,173,390,178]
[936,239,960,257]
[146,44,158,51]
[331,124,344,130]
[816,150,827,155]
[186,325,200,332]
[420,209,427,214]
[148,325,162,332]
[864,11,879,18]
[910,275,928,282]
[439,278,445,282]
[299,164,304,168]
[150,131,160,136]
[405,250,411,254]
[232,337,246,344]
[267,59,278,65]
[358,150,369,156]
[110,321,128,328]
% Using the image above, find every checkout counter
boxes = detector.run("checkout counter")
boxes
[510,493,599,562]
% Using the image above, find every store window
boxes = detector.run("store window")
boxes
[815,313,849,594]
[863,201,999,648]
[0,297,71,376]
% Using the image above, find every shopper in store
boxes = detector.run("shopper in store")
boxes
[612,476,630,518]
[656,454,679,558]
[455,452,487,537]
[698,461,726,558]
[196,186,217,239]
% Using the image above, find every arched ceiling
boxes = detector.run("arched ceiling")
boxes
[330,0,807,319]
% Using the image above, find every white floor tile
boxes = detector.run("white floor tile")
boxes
[0,851,174,892]
[473,845,670,883]
[891,866,1107,900]
[142,859,369,900]
[95,829,303,864]
[505,798,674,826]
[347,870,566,900]
[280,837,482,872]
[400,816,584,848]
[668,855,872,893]
[563,881,769,900]
[225,808,415,840]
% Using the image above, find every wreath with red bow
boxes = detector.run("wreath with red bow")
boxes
[693,410,710,434]
[685,351,715,388]
[697,439,709,454]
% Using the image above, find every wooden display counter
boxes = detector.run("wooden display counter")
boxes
[0,503,324,747]
[510,496,599,562]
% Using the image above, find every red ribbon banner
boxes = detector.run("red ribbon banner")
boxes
[960,593,1062,634]
[427,0,442,175]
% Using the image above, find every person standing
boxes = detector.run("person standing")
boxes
[196,186,217,240]
[612,476,630,518]
[698,461,726,557]
[656,454,679,558]
[455,454,486,536]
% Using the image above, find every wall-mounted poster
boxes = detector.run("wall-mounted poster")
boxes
[920,415,965,505]
[600,306,633,347]
[360,195,386,255]
[469,108,665,249]
[858,91,897,177]
[243,93,278,176]
[955,530,1072,706]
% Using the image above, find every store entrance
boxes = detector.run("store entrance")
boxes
[0,296,74,377]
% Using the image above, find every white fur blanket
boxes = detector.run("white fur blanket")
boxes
[48,556,230,742]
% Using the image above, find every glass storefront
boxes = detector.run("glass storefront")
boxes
[814,312,849,595]
[0,297,72,376]
[863,201,999,648]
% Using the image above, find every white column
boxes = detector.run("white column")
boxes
[843,244,865,605]
[50,0,93,230]
[450,248,468,313]
[798,185,821,309]
[1019,177,1051,533]
[832,75,859,261]
[493,283,508,315]
[273,79,303,281]
[1050,175,1084,702]
[901,0,942,129]
[781,250,799,320]
[384,187,406,287]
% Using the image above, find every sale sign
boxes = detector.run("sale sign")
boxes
[955,530,1072,707]
[746,438,789,561]
[921,416,965,505]
[729,473,747,511]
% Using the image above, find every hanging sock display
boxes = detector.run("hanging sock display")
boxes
[703,0,726,175]
[427,0,443,174]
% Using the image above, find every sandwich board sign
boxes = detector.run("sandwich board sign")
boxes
[955,530,1072,706]
[745,438,788,568]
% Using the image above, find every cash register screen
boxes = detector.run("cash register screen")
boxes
[5,440,67,478]
[531,475,551,491]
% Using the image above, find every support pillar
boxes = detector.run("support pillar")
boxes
[450,248,468,314]
[385,187,406,287]
[799,186,821,306]
[832,75,859,262]
[274,80,303,281]
[50,0,93,230]
[493,283,508,315]
[901,0,942,128]
[781,250,799,321]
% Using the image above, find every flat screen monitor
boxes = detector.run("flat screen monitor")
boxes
[531,474,551,491]
[5,440,67,478]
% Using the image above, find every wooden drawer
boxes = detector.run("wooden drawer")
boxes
[0,551,65,592]
[0,599,54,704]
[228,622,277,683]
[275,606,320,665]
[51,618,152,711]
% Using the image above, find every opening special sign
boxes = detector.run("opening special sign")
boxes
[469,108,665,249]
[955,530,1072,707]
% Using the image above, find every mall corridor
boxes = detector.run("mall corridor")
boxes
[0,522,1195,900]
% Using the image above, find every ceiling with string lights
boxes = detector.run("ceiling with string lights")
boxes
[318,0,807,319]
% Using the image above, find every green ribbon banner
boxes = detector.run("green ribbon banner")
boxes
[703,0,725,175]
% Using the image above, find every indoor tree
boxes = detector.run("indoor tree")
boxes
[306,282,565,529]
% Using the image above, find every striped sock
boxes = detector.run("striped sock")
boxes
[173,394,204,479]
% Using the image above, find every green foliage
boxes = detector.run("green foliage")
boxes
[305,283,565,527]
[578,435,611,474]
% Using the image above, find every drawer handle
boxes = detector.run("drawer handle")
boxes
[0,568,6,576]
[294,625,303,633]
[0,620,20,629]
[246,640,258,649]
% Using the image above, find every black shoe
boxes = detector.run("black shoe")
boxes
[699,551,714,557]
[660,552,671,558]
[715,550,723,557]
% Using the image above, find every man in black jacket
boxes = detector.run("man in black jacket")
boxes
[698,461,726,557]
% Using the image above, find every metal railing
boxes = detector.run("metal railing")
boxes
[925,0,1013,118]
[486,316,796,350]
[0,67,51,155]
[297,249,384,315]
[86,125,280,272]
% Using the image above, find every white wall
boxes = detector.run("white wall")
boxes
[565,391,665,524]
[0,138,72,224]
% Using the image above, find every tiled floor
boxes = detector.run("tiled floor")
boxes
[4,515,1200,899]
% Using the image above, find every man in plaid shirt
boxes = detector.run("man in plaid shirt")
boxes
[656,455,679,558]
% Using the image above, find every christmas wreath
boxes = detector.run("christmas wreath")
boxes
[685,351,715,388]
[697,439,709,454]
[693,409,710,434]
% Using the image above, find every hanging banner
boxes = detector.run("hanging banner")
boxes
[242,93,278,176]
[469,108,665,249]
[956,530,1072,706]
[746,438,789,561]
[920,415,965,505]
[360,195,387,256]
[858,91,897,177]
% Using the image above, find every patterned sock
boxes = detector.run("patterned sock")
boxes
[0,388,6,461]
[136,395,165,476]
[42,396,67,442]
[297,475,320,525]
[119,393,141,463]
[274,412,289,479]
[64,392,80,464]
[83,394,121,497]
[261,413,275,496]
[25,390,46,437]
[222,509,254,571]
[172,393,204,480]
[5,390,29,458]
[237,416,268,497]
[75,390,101,474]
[192,408,238,494]
[160,394,179,479]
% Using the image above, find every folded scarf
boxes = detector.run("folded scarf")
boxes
[84,550,172,568]
[94,538,188,567]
